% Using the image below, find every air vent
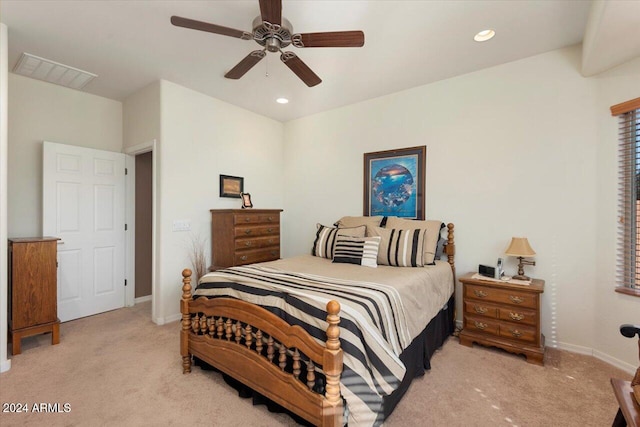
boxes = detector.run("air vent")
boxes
[13,53,97,90]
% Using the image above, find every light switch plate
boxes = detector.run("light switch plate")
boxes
[172,219,191,232]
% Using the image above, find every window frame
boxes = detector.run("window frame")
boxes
[611,97,640,297]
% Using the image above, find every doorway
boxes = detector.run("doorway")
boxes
[134,151,152,302]
[124,140,157,322]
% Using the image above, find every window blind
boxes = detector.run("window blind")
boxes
[617,108,640,289]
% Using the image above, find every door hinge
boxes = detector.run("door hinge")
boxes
[125,168,128,175]
[124,279,127,287]
[125,224,128,231]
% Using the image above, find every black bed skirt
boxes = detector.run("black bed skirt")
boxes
[193,294,455,425]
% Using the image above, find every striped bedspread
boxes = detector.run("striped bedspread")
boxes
[195,256,453,426]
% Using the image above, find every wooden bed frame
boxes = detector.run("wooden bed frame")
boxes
[180,223,456,426]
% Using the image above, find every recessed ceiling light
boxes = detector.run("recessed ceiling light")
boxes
[474,29,496,42]
[276,97,289,104]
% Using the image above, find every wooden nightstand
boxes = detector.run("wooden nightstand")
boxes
[458,272,545,365]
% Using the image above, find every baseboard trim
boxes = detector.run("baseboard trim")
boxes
[135,295,152,304]
[153,313,181,326]
[593,349,636,375]
[556,341,635,375]
[454,328,635,375]
[1,358,11,373]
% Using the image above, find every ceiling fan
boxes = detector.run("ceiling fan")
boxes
[171,0,365,87]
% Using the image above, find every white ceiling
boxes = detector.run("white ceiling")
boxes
[0,1,638,122]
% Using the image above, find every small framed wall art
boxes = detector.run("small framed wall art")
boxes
[241,193,253,209]
[219,175,243,198]
[363,145,426,219]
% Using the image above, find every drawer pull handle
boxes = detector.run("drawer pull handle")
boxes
[244,242,252,247]
[509,295,524,304]
[473,305,487,314]
[510,329,522,338]
[270,251,277,256]
[268,239,274,244]
[244,218,250,222]
[473,290,488,298]
[474,321,487,330]
[268,216,274,221]
[267,228,274,233]
[509,312,524,321]
[244,229,252,235]
[240,255,248,261]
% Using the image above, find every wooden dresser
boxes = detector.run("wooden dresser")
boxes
[210,209,283,270]
[459,272,545,365]
[8,237,61,355]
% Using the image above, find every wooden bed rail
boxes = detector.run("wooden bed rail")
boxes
[180,268,344,427]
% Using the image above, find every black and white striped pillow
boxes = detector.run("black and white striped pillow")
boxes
[332,236,381,268]
[370,227,427,267]
[312,224,366,259]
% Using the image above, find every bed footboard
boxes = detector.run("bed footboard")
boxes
[180,269,343,427]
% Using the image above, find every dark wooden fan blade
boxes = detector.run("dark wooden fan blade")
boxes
[259,0,282,25]
[295,31,365,48]
[225,51,266,79]
[280,52,321,87]
[171,16,250,39]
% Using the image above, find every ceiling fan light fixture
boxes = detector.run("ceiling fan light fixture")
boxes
[276,97,289,104]
[474,29,495,42]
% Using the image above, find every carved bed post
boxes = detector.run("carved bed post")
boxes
[181,268,193,373]
[323,300,343,427]
[446,223,456,282]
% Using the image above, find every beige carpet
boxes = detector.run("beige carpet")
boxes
[0,302,632,427]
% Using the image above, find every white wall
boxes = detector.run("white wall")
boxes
[1,23,11,373]
[155,80,284,323]
[283,45,638,370]
[123,81,160,149]
[7,73,123,237]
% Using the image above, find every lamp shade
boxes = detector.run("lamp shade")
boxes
[505,237,536,257]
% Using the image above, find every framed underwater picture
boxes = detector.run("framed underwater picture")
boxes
[363,146,425,219]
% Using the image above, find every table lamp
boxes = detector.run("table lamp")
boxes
[505,237,536,280]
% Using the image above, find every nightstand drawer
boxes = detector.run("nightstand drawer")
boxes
[465,316,500,336]
[497,307,536,326]
[498,323,537,343]
[465,284,537,309]
[464,301,498,318]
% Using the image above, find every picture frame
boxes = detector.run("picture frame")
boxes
[241,193,253,209]
[219,175,243,198]
[363,146,426,219]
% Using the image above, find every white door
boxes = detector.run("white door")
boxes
[43,141,126,322]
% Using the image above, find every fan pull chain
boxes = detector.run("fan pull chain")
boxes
[265,54,269,78]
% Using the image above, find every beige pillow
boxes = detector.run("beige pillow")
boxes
[385,217,443,264]
[369,227,427,267]
[334,216,384,234]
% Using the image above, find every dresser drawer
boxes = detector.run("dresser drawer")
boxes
[465,284,538,309]
[234,225,280,238]
[234,213,280,225]
[234,248,280,265]
[465,316,500,336]
[235,236,279,250]
[498,322,537,343]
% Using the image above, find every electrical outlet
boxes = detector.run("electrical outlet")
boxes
[172,219,191,232]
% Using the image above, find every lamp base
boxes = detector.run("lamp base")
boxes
[512,274,530,281]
